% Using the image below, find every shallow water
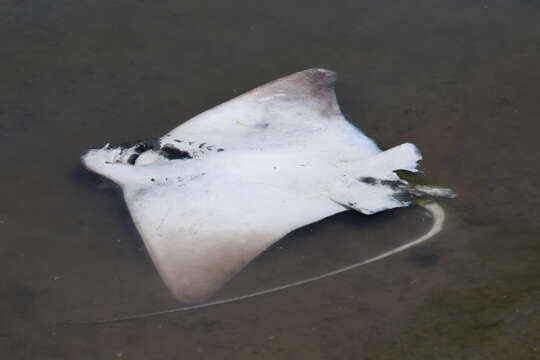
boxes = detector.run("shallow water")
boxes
[2,1,540,359]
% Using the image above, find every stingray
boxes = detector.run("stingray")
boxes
[82,68,453,308]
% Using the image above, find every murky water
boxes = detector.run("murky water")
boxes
[2,1,540,359]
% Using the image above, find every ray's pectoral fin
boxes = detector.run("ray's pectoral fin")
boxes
[330,143,455,214]
[330,143,423,214]
[81,68,454,305]
[82,145,155,187]
[123,179,343,304]
[144,231,274,304]
[128,210,276,303]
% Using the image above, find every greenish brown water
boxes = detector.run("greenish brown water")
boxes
[1,1,540,359]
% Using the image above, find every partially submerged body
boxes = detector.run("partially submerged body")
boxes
[83,69,453,303]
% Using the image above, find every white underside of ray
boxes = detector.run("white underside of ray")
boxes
[82,68,430,304]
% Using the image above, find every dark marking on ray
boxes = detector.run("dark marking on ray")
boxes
[358,176,405,191]
[380,179,404,191]
[133,139,160,153]
[161,144,193,160]
[217,148,224,152]
[358,176,378,185]
[198,143,206,149]
[127,153,139,165]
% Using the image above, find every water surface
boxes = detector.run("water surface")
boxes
[2,1,540,359]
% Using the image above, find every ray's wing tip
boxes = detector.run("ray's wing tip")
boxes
[302,67,337,76]
[171,289,212,305]
[166,279,224,305]
[81,145,118,170]
[267,68,340,116]
[80,147,106,172]
[299,68,337,86]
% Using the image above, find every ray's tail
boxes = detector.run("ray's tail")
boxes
[71,203,446,325]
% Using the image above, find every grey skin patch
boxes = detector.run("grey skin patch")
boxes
[255,122,269,129]
[253,68,340,118]
[301,69,340,117]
